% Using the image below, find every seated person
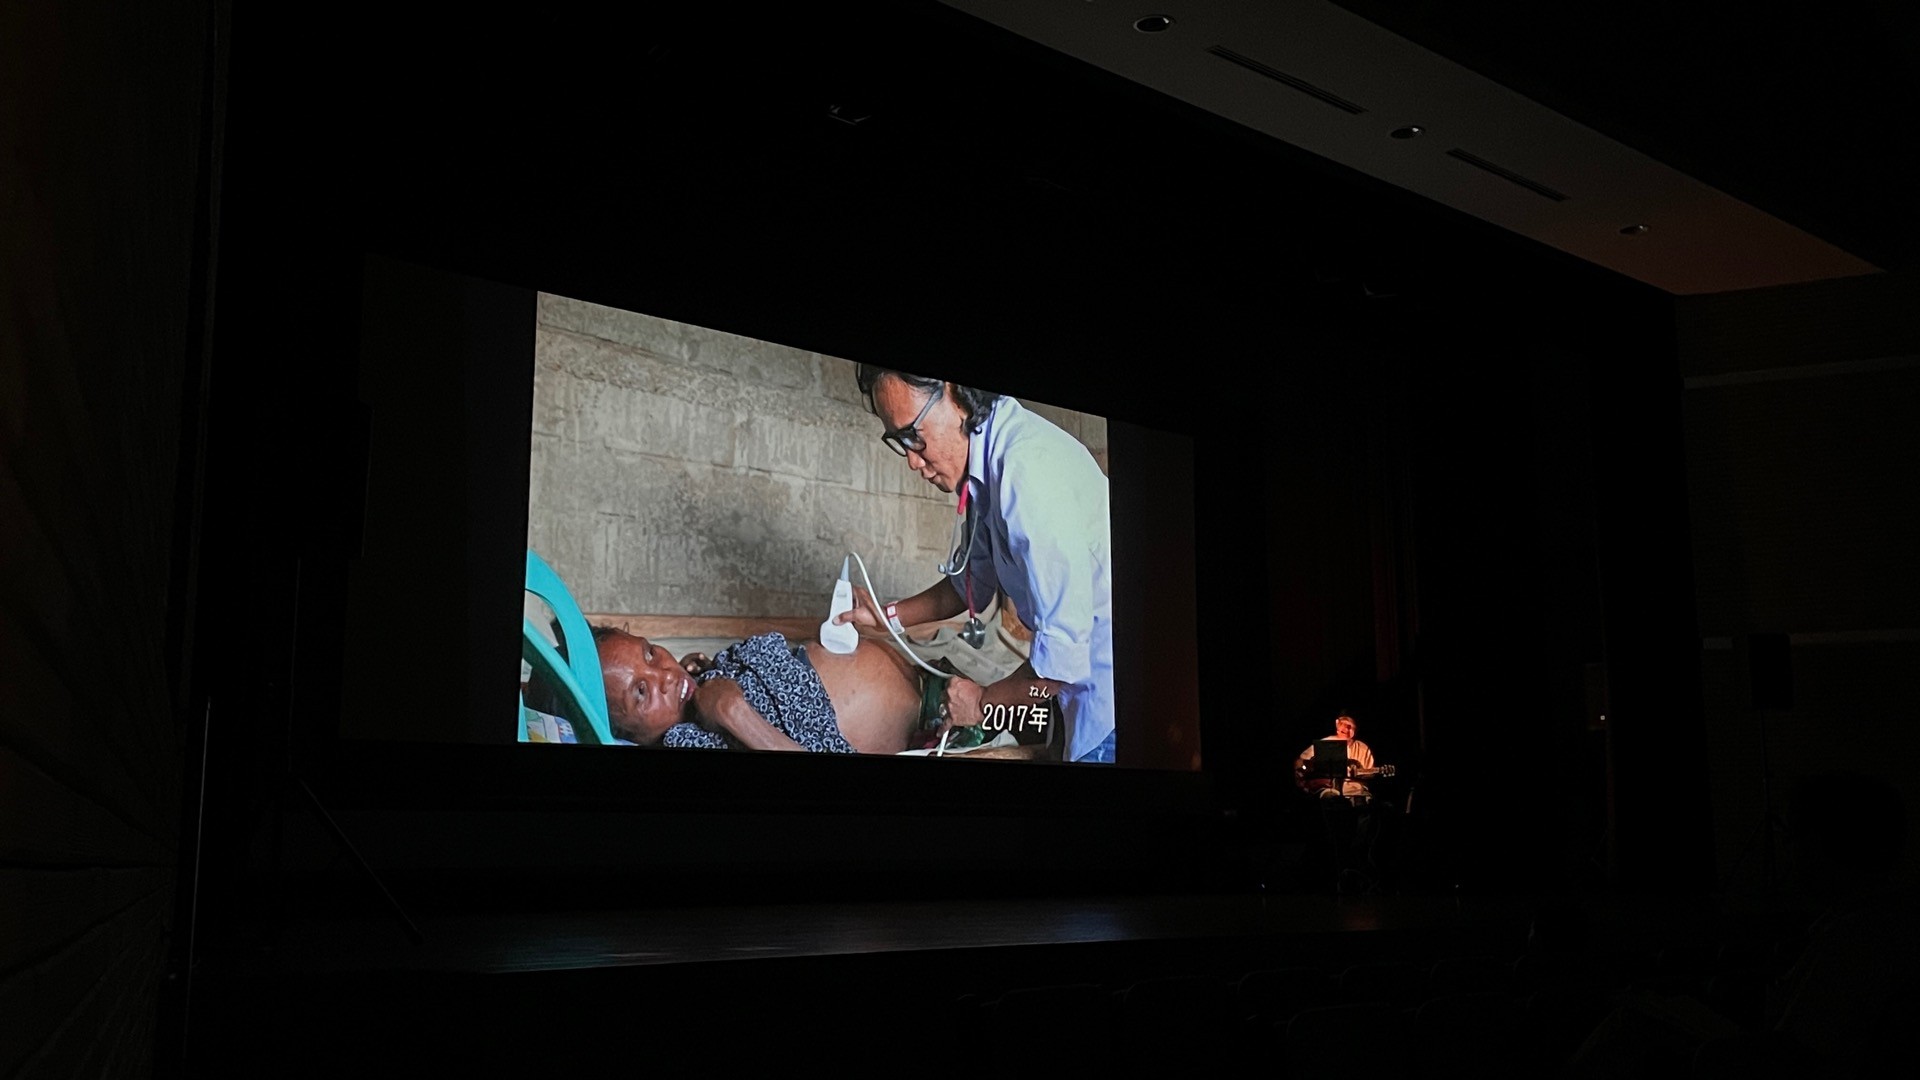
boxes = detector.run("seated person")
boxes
[1294,713,1377,798]
[1293,712,1388,893]
[591,624,1051,757]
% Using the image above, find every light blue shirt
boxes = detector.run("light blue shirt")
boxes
[947,398,1114,762]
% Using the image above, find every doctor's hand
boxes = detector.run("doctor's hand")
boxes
[834,585,883,631]
[940,676,985,728]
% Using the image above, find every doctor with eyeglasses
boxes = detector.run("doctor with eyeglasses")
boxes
[835,366,1115,764]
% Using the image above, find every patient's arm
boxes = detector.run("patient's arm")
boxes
[691,678,804,752]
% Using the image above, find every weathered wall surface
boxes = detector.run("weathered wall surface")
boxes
[528,294,1107,619]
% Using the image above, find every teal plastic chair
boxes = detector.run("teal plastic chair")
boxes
[520,549,614,745]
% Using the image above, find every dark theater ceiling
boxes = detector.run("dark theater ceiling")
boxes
[292,2,1915,311]
[939,1,1919,294]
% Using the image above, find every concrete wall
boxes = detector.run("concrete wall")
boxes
[528,294,1107,619]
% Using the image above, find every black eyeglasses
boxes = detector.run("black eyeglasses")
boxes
[880,386,942,457]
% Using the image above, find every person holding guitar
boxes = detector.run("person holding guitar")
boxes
[1294,713,1392,799]
[1294,712,1397,892]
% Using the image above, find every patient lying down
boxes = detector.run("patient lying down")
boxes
[593,625,1005,756]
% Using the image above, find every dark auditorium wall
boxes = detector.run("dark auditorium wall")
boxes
[179,1,1271,925]
[177,0,1702,912]
[1677,270,1920,893]
[0,1,221,1075]
[1254,263,1677,893]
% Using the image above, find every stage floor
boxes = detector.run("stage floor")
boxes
[187,888,1751,1072]
[250,889,1545,975]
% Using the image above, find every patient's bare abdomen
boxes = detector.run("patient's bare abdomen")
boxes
[803,638,921,754]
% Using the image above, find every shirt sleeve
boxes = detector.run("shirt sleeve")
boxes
[996,446,1106,686]
[662,722,731,749]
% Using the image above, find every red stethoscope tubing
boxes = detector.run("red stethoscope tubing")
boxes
[957,484,975,621]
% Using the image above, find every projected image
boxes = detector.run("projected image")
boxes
[518,293,1116,763]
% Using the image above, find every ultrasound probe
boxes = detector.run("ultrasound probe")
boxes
[841,551,956,680]
[817,557,860,655]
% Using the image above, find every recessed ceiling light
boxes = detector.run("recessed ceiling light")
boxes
[1134,15,1174,33]
[1390,126,1424,139]
[1620,224,1649,236]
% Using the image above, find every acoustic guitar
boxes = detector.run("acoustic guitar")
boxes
[1297,763,1397,793]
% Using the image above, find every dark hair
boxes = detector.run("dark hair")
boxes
[525,623,624,716]
[855,365,1001,436]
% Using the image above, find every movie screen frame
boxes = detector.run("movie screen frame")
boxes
[515,290,1197,769]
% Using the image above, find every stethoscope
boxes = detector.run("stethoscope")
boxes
[940,483,987,648]
[939,482,975,577]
